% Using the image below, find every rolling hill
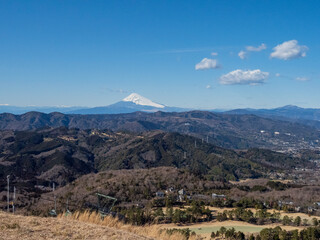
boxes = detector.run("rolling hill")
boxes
[225,105,320,129]
[0,110,319,150]
[0,127,311,190]
[0,127,314,215]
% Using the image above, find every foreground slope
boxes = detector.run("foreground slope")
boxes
[0,211,152,240]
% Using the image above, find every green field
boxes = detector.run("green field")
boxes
[188,226,266,234]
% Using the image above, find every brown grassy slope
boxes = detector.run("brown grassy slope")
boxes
[0,211,153,240]
[67,210,200,240]
[0,211,198,240]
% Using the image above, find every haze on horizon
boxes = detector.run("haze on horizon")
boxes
[1,0,319,109]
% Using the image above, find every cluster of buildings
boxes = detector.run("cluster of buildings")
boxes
[276,200,320,214]
[155,188,226,202]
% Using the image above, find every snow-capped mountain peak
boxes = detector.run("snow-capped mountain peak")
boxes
[123,93,165,108]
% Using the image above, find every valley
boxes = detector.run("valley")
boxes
[1,110,320,240]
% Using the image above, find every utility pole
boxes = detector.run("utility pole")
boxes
[184,151,186,159]
[194,140,197,148]
[206,135,209,143]
[13,186,16,214]
[66,198,71,215]
[66,198,69,211]
[49,182,57,216]
[53,182,56,213]
[7,175,10,213]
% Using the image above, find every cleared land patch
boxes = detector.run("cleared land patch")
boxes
[164,220,306,239]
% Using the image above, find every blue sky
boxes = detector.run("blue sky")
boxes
[1,0,319,109]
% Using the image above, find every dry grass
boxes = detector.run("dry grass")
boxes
[206,206,320,224]
[230,178,292,185]
[64,210,200,240]
[0,211,148,240]
[165,220,305,231]
[164,220,306,240]
[0,210,199,240]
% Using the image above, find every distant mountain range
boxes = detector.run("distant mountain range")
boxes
[1,93,320,124]
[0,105,86,115]
[225,105,320,129]
[0,93,188,115]
[225,105,320,121]
[68,93,189,114]
[2,93,320,147]
[0,110,319,150]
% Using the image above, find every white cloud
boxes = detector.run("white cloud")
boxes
[0,104,9,106]
[238,43,266,60]
[206,85,212,89]
[238,50,247,59]
[270,40,308,60]
[246,43,267,52]
[195,58,220,70]
[220,69,269,85]
[211,52,218,56]
[296,77,309,81]
[275,73,281,77]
